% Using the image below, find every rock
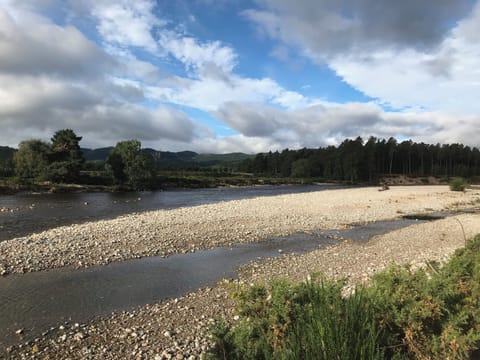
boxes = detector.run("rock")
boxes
[73,332,85,341]
[15,328,23,335]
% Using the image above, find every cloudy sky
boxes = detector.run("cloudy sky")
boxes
[1,0,480,153]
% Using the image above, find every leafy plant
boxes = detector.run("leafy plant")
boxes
[449,178,467,191]
[209,278,384,359]
[209,235,480,360]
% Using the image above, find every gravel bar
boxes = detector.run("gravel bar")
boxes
[1,185,478,275]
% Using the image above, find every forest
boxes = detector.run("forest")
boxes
[238,136,480,182]
[1,132,480,190]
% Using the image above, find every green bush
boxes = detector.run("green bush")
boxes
[209,278,384,360]
[449,178,467,191]
[371,235,480,359]
[209,235,480,360]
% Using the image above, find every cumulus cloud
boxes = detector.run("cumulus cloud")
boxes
[0,2,203,149]
[244,0,480,119]
[0,8,113,78]
[157,31,237,73]
[88,0,162,52]
[211,101,480,152]
[244,0,472,59]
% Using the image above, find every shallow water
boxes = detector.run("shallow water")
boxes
[0,218,425,348]
[0,231,339,347]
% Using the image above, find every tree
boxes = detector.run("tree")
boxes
[386,137,397,175]
[291,158,311,178]
[47,129,84,183]
[14,140,51,181]
[106,140,156,189]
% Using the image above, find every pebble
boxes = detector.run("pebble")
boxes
[73,332,85,341]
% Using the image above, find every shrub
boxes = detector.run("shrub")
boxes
[209,235,480,360]
[449,178,467,191]
[209,278,384,360]
[371,235,480,359]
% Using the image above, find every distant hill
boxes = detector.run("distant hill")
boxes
[81,147,253,169]
[1,145,252,170]
[81,147,113,161]
[0,146,16,162]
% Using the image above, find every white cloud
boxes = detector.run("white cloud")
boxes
[244,0,472,59]
[157,31,237,73]
[89,0,161,52]
[0,7,113,78]
[330,9,480,113]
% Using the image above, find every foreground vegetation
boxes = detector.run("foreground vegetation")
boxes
[210,235,480,359]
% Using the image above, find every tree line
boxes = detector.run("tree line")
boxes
[2,132,480,188]
[9,129,156,189]
[238,137,480,182]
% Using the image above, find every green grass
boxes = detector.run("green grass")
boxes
[209,235,480,360]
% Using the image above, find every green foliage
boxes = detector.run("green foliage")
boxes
[210,235,480,360]
[0,146,15,177]
[290,158,311,178]
[239,139,480,181]
[370,237,480,359]
[449,178,467,192]
[14,140,51,181]
[47,129,84,183]
[106,140,156,190]
[209,278,383,360]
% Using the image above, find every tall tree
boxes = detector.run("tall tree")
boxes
[14,140,51,181]
[386,137,397,175]
[47,129,84,183]
[106,140,156,189]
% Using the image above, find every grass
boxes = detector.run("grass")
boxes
[209,235,480,360]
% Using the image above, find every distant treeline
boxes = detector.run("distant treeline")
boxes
[2,134,480,187]
[238,137,480,182]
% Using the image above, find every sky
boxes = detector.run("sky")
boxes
[1,0,480,153]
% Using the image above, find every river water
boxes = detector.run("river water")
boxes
[0,184,345,241]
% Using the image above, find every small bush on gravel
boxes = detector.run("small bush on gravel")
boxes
[209,235,480,360]
[449,178,467,191]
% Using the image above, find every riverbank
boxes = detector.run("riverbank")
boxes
[1,186,479,277]
[0,175,324,195]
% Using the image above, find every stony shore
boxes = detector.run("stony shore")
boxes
[2,186,480,359]
[0,186,478,276]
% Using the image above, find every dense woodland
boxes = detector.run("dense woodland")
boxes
[239,137,480,182]
[1,132,480,190]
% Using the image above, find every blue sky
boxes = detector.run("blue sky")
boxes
[1,0,480,153]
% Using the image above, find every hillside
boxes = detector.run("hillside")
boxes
[81,147,252,169]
